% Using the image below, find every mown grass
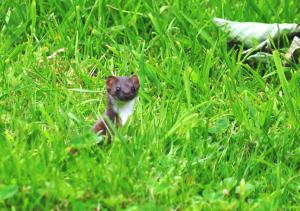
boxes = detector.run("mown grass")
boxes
[1,0,300,210]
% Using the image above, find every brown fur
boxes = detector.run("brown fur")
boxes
[92,75,140,138]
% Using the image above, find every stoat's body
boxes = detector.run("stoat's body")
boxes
[92,75,140,137]
[112,97,136,126]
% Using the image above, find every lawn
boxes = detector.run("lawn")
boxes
[1,0,300,210]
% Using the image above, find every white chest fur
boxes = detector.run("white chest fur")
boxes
[112,98,136,126]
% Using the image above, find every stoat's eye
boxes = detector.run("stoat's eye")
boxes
[116,87,121,92]
[131,86,135,92]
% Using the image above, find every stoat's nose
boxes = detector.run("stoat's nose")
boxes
[123,93,132,99]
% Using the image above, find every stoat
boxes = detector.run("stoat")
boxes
[92,75,140,137]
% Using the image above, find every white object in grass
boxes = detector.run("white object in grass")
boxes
[213,18,300,50]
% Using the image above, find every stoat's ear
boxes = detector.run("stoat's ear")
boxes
[106,76,118,91]
[131,75,140,89]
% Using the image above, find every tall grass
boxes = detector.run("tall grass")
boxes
[1,0,300,209]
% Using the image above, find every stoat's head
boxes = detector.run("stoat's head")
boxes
[106,75,140,101]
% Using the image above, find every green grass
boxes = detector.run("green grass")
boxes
[1,0,300,210]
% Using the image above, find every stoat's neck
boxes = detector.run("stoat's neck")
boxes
[108,95,136,126]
